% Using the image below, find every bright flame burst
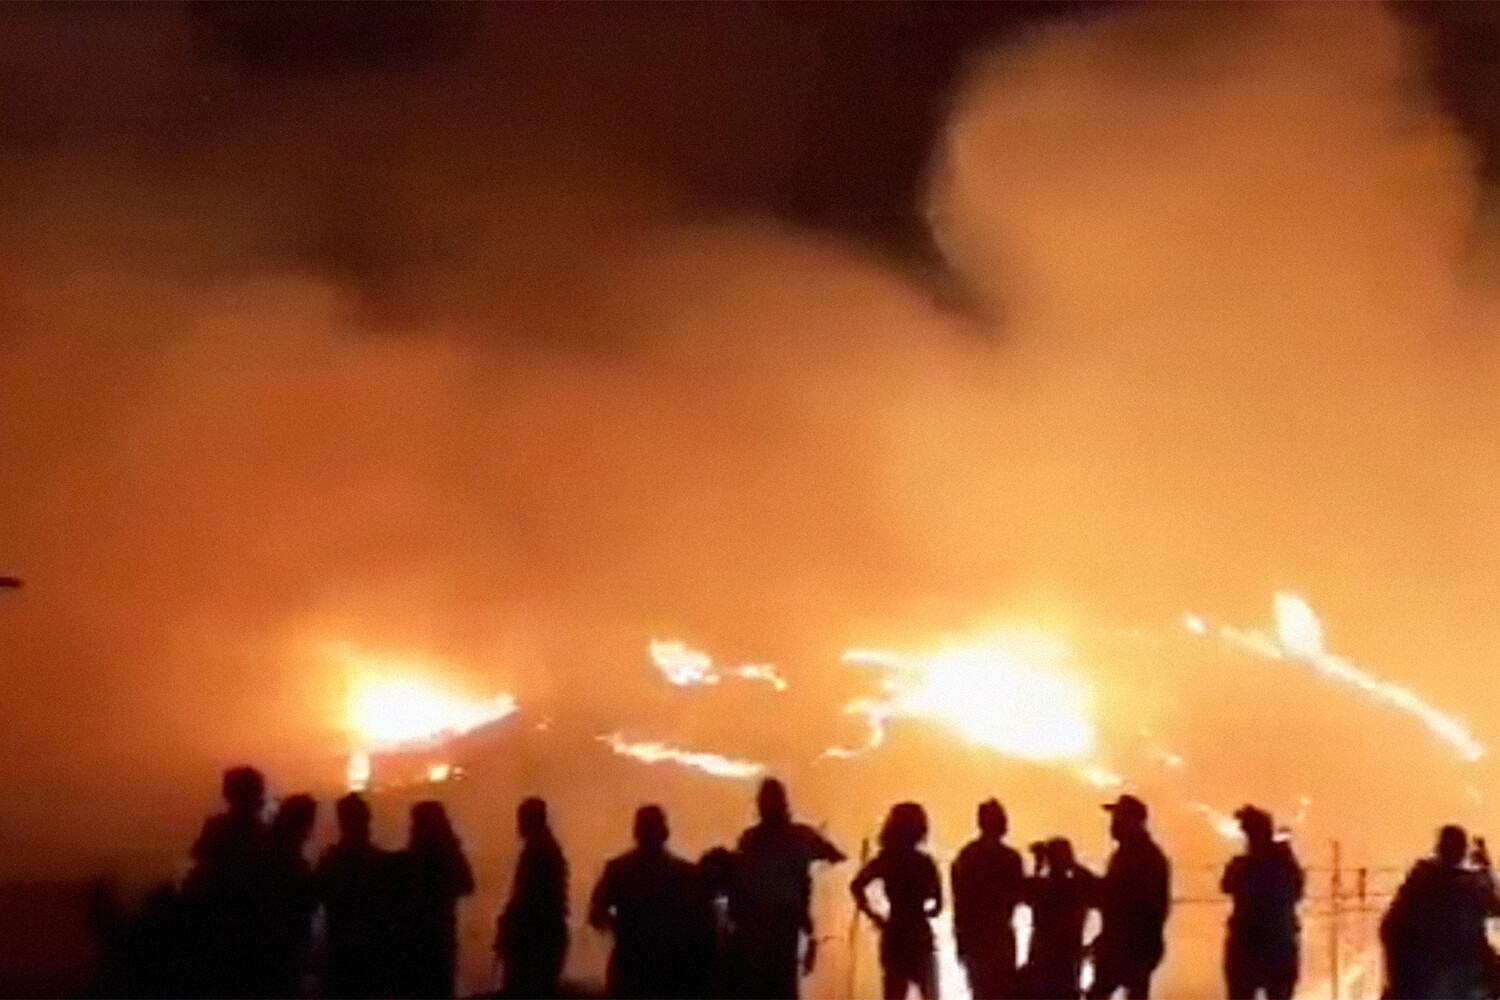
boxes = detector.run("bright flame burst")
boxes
[1187,594,1484,762]
[835,629,1096,762]
[345,750,371,793]
[598,733,765,780]
[346,675,518,749]
[324,643,518,789]
[647,639,788,691]
[1190,802,1243,842]
[649,639,717,686]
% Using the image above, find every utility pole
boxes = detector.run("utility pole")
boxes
[1330,839,1343,1000]
[1356,867,1369,1000]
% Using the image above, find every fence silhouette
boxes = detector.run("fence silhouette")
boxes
[815,840,1408,1000]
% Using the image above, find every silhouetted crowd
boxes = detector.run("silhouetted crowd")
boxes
[90,767,1500,1000]
[94,768,473,1000]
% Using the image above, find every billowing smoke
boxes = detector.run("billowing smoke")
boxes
[0,5,994,870]
[3,4,1500,994]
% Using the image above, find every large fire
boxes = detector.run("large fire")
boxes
[836,629,1097,762]
[345,676,517,750]
[648,638,789,691]
[323,643,518,790]
[310,596,1483,998]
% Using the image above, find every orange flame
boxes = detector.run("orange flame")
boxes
[1186,595,1484,761]
[834,628,1096,762]
[598,732,765,780]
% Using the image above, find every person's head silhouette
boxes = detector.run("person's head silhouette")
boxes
[222,766,266,817]
[1045,837,1077,872]
[411,800,456,851]
[757,778,790,825]
[518,797,550,841]
[880,802,928,853]
[1104,794,1149,842]
[699,846,736,897]
[977,798,1008,840]
[634,805,670,851]
[273,794,318,848]
[1437,824,1469,867]
[335,793,372,845]
[1234,805,1274,848]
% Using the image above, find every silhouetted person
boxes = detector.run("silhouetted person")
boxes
[734,778,846,999]
[588,805,712,999]
[1024,838,1097,1000]
[852,803,942,1000]
[316,793,395,1000]
[1471,837,1500,1000]
[1381,825,1500,999]
[951,799,1026,999]
[182,766,274,998]
[393,801,475,999]
[496,797,569,999]
[266,794,319,998]
[1088,795,1170,1000]
[1220,807,1303,1000]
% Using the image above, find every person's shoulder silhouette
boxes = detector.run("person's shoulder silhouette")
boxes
[187,766,272,894]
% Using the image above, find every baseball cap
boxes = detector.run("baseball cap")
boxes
[1102,794,1148,822]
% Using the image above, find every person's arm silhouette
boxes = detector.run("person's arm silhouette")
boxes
[924,855,942,918]
[588,862,617,933]
[850,854,887,931]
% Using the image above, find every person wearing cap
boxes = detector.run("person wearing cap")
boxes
[1088,795,1170,1000]
[1220,806,1304,1000]
[1381,825,1500,999]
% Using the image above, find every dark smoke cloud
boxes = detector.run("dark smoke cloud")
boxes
[3,1,1500,902]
